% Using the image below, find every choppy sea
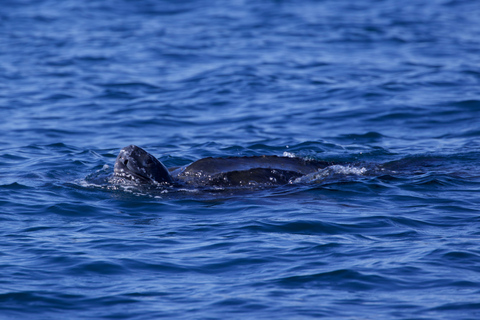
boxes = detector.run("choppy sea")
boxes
[2,0,480,319]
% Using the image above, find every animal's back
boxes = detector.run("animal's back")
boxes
[175,156,332,186]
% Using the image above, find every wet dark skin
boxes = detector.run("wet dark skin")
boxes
[112,145,333,187]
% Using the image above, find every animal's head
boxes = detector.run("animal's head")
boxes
[113,145,173,184]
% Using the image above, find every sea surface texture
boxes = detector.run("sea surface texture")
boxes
[1,0,480,319]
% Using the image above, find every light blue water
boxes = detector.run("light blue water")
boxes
[1,0,480,319]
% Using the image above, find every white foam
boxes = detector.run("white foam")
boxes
[282,151,296,158]
[328,165,367,175]
[293,165,368,184]
[77,179,103,188]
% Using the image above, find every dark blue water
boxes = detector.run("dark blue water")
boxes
[2,0,480,319]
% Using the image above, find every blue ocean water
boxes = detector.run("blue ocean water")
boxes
[1,0,480,319]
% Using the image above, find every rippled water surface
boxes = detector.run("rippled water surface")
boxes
[2,0,480,319]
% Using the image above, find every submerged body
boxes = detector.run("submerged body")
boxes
[112,145,333,187]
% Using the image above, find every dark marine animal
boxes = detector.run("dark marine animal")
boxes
[111,145,333,187]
